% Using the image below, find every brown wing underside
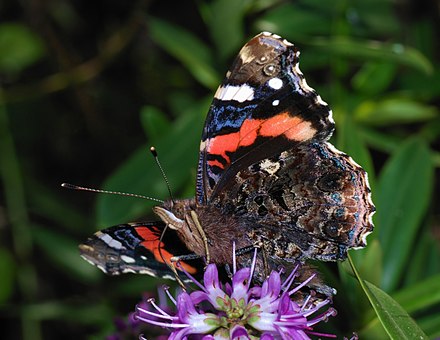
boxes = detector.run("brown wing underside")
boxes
[213,142,375,262]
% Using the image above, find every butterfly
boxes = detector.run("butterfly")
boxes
[79,32,375,284]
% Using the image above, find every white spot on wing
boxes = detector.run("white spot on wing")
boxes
[299,78,314,93]
[272,99,280,106]
[357,229,374,249]
[291,60,334,127]
[259,159,280,175]
[325,142,358,166]
[282,39,293,46]
[239,45,255,64]
[214,84,254,102]
[99,233,124,250]
[97,264,107,273]
[121,255,135,263]
[260,30,293,46]
[81,255,98,267]
[316,95,328,106]
[268,77,283,90]
[122,268,137,274]
[328,109,335,124]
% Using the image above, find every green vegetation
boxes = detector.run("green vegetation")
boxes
[1,0,439,338]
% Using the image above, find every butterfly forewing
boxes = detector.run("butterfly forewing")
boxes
[79,222,202,278]
[196,32,335,204]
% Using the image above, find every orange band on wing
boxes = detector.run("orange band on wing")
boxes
[207,159,226,169]
[135,227,197,274]
[206,119,260,163]
[206,112,316,166]
[259,112,316,140]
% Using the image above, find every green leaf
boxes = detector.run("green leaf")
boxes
[352,62,397,95]
[351,0,400,36]
[26,177,90,232]
[392,274,440,314]
[358,126,403,154]
[398,67,440,100]
[309,37,433,75]
[355,98,438,126]
[23,301,112,324]
[0,22,45,73]
[32,225,101,283]
[417,314,440,339]
[96,99,208,226]
[354,239,383,286]
[338,259,373,319]
[0,247,15,303]
[148,17,220,89]
[349,255,428,340]
[403,228,440,286]
[419,116,440,144]
[255,3,331,40]
[376,137,434,291]
[335,113,375,187]
[139,106,171,143]
[200,0,248,60]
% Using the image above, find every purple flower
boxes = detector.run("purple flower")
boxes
[135,250,337,339]
[107,291,170,340]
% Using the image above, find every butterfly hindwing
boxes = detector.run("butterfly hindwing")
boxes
[79,222,202,279]
[212,142,374,262]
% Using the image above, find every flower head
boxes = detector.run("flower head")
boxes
[135,250,337,339]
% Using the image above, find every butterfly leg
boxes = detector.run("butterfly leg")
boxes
[260,243,270,277]
[168,262,187,289]
[170,253,204,262]
[235,245,257,256]
[169,253,204,288]
[190,210,211,264]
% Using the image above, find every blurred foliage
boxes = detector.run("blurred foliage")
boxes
[0,0,439,339]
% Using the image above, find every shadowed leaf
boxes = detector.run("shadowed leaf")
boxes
[376,138,433,291]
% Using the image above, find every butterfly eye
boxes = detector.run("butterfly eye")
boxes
[263,63,279,76]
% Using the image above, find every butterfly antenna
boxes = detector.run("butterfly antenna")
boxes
[61,183,164,203]
[150,146,174,202]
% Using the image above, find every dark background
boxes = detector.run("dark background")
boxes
[1,0,439,339]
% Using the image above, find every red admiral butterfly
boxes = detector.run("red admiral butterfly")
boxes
[79,32,375,281]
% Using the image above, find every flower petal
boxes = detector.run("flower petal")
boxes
[261,271,281,299]
[248,311,277,331]
[201,264,228,309]
[230,324,250,339]
[231,268,251,302]
[261,333,275,340]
